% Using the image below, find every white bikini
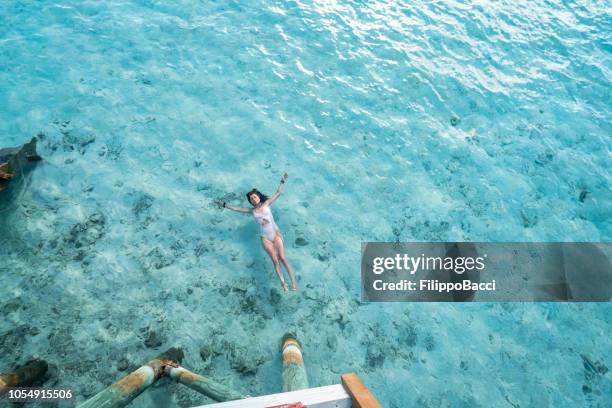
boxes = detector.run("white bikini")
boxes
[253,205,279,241]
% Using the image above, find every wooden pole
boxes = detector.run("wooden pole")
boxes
[0,137,41,192]
[281,333,309,392]
[168,366,246,402]
[77,348,183,408]
[0,359,48,395]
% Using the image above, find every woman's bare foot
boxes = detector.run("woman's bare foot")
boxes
[281,280,289,293]
[291,281,297,291]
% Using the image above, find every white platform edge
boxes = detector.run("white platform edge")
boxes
[194,384,351,408]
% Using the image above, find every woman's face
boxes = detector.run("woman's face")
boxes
[249,193,260,206]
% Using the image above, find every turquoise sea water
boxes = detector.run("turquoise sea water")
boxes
[1,1,611,407]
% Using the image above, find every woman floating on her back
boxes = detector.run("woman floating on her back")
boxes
[217,173,297,292]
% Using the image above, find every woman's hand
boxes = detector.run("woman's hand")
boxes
[214,200,226,209]
[277,172,288,192]
[269,172,288,204]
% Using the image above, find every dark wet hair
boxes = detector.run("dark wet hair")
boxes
[246,189,268,206]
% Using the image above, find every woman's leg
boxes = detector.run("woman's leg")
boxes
[262,237,287,292]
[274,233,297,290]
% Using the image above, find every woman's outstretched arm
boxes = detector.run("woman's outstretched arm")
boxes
[215,200,252,213]
[265,172,288,206]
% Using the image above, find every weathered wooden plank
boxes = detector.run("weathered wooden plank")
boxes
[340,373,382,408]
[77,348,183,408]
[168,366,245,402]
[195,384,351,408]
